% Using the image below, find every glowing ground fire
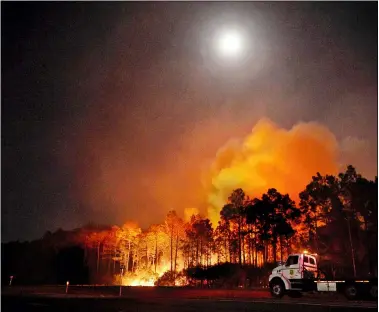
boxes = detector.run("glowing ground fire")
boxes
[119,263,171,287]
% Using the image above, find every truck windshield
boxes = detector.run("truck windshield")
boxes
[285,255,299,266]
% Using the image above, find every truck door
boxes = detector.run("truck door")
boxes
[283,255,302,280]
[303,255,317,278]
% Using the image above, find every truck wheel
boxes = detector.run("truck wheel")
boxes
[344,284,358,300]
[270,280,285,298]
[369,285,377,299]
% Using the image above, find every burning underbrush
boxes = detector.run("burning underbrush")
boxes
[113,268,188,287]
[116,270,159,287]
[155,271,188,286]
[110,257,276,288]
[114,264,274,288]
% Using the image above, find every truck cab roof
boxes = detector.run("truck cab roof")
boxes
[287,253,317,268]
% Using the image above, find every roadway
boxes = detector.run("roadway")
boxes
[2,286,377,312]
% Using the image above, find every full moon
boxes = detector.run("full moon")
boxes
[216,30,244,58]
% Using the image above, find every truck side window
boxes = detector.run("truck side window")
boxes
[304,256,309,263]
[309,257,315,265]
[286,255,299,266]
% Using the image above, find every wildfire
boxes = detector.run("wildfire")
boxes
[89,118,357,287]
[125,277,156,287]
[174,275,187,286]
[118,262,173,287]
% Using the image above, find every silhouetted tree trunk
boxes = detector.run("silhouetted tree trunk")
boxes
[126,241,131,272]
[174,232,179,274]
[97,242,100,274]
[272,236,277,263]
[248,233,252,265]
[255,233,258,267]
[113,250,116,274]
[229,237,233,263]
[108,257,111,275]
[196,240,199,266]
[346,217,357,277]
[155,237,158,273]
[224,238,227,263]
[200,239,203,265]
[170,226,174,272]
[238,220,242,265]
[242,235,245,264]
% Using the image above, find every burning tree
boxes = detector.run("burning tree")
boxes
[164,210,189,276]
[86,230,110,276]
[116,222,141,273]
[185,215,214,268]
[19,165,372,287]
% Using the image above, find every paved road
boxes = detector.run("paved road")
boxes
[2,286,377,312]
[4,285,272,298]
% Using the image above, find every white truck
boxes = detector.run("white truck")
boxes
[269,252,377,300]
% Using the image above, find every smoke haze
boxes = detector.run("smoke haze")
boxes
[2,2,376,241]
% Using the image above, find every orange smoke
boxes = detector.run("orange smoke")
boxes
[206,118,339,225]
[184,207,200,222]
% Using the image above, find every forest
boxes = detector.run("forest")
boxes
[2,165,377,287]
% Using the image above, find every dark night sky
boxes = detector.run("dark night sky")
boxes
[2,2,377,242]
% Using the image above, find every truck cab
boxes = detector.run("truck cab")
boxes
[269,252,378,300]
[269,252,318,297]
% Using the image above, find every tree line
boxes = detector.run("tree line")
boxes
[2,165,377,286]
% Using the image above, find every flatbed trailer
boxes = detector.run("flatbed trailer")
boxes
[268,253,377,300]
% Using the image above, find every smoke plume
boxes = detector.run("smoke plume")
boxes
[206,118,340,225]
[184,207,200,222]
